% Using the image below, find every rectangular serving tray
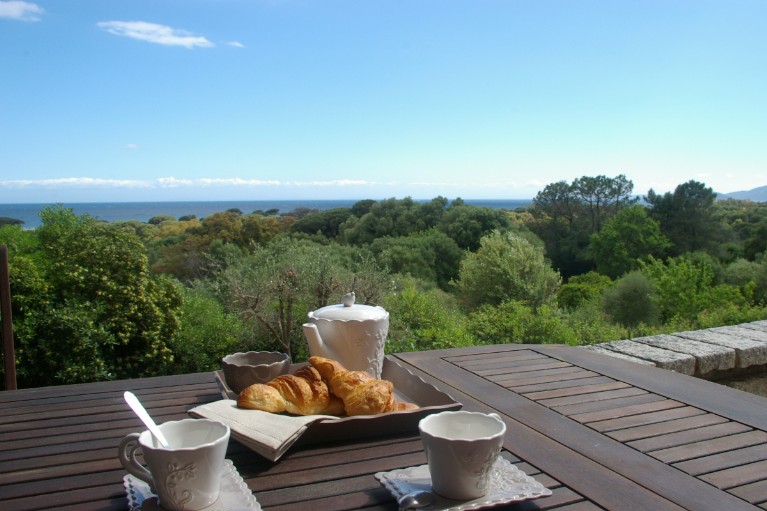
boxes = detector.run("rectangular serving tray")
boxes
[215,355,462,447]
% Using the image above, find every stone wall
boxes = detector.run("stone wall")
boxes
[581,320,767,381]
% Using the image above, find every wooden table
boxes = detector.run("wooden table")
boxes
[1,344,766,510]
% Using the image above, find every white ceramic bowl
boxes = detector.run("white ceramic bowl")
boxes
[221,351,291,393]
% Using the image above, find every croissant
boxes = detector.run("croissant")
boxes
[237,365,344,416]
[309,356,417,416]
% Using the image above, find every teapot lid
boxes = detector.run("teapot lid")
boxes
[310,292,388,321]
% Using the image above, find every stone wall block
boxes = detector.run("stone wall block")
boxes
[631,334,735,375]
[675,328,767,368]
[582,345,656,366]
[600,340,696,374]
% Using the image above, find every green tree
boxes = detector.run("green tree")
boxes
[291,208,354,238]
[529,175,635,278]
[646,180,719,256]
[639,255,747,324]
[370,229,463,290]
[573,174,636,233]
[590,205,670,278]
[467,301,578,345]
[148,214,176,225]
[0,217,23,227]
[384,277,474,352]
[167,283,251,374]
[602,271,659,328]
[557,271,613,309]
[436,204,512,251]
[216,238,392,360]
[723,258,767,304]
[342,197,448,245]
[454,230,561,309]
[5,206,182,386]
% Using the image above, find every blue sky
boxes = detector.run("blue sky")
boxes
[1,0,765,203]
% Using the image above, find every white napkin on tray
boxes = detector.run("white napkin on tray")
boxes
[188,399,335,462]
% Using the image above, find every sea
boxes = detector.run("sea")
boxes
[0,199,532,230]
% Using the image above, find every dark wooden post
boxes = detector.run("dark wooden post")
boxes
[0,245,16,390]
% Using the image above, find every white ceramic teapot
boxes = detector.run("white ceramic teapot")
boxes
[302,292,389,378]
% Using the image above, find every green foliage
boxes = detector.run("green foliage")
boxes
[0,217,24,227]
[384,278,474,352]
[148,214,176,225]
[467,301,578,345]
[166,283,252,374]
[557,271,613,309]
[215,237,393,360]
[529,175,637,277]
[291,208,354,238]
[572,174,637,232]
[5,206,182,386]
[646,180,718,256]
[723,256,767,304]
[342,197,448,245]
[590,205,670,279]
[639,255,748,325]
[7,191,767,387]
[370,229,463,290]
[602,271,659,328]
[148,212,294,281]
[454,230,561,309]
[436,204,512,251]
[563,299,629,345]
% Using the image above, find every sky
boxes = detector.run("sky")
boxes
[1,0,766,204]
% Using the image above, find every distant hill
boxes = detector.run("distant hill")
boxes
[718,185,767,202]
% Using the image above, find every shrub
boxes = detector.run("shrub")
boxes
[603,271,659,327]
[166,283,252,374]
[384,277,474,352]
[454,230,561,309]
[467,301,578,345]
[557,272,612,309]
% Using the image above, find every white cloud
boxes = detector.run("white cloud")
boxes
[298,180,375,187]
[125,143,139,150]
[0,177,389,191]
[0,177,151,188]
[0,177,543,195]
[0,1,43,21]
[226,41,245,48]
[97,21,214,48]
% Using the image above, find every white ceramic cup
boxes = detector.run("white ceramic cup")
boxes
[419,410,506,501]
[118,418,230,511]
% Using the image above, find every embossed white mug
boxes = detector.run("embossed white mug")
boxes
[118,418,230,511]
[419,411,506,500]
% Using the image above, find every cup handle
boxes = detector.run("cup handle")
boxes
[489,412,502,421]
[118,433,154,486]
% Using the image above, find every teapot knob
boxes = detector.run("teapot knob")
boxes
[342,291,355,307]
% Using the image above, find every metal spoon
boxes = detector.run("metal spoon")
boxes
[123,391,170,448]
[397,490,434,510]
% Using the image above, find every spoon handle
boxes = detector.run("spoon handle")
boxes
[124,391,170,448]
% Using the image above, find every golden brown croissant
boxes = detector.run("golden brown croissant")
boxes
[309,356,416,416]
[237,365,344,416]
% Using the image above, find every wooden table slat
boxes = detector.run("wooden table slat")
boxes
[627,422,753,452]
[588,405,706,433]
[674,444,767,476]
[648,430,767,463]
[605,413,730,443]
[700,459,767,490]
[729,479,767,505]
[524,381,631,401]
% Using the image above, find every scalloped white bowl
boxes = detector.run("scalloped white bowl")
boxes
[221,351,291,393]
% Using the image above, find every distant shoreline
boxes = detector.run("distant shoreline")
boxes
[0,198,533,230]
